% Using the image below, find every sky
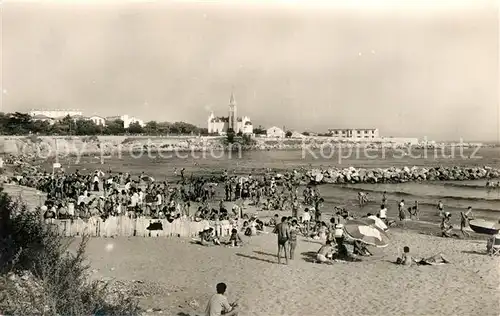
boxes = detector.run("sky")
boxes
[1,0,499,141]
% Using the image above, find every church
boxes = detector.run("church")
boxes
[207,93,253,135]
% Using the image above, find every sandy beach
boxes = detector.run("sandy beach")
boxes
[77,228,499,316]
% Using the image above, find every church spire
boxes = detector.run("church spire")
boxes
[229,90,236,107]
[228,89,237,130]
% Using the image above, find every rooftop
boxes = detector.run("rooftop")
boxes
[328,128,378,131]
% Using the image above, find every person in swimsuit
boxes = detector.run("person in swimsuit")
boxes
[316,240,334,264]
[460,206,474,237]
[289,219,298,260]
[274,216,290,265]
[437,200,444,217]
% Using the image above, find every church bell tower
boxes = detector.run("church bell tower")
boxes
[228,92,237,131]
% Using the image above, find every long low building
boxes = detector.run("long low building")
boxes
[328,128,380,139]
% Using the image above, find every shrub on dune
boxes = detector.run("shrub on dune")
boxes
[0,187,141,316]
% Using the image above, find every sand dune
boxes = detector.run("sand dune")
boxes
[80,229,499,316]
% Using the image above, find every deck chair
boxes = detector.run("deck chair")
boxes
[487,234,500,256]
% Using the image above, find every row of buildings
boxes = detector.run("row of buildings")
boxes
[206,93,381,140]
[28,110,145,129]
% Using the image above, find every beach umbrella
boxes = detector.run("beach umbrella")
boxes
[141,175,155,182]
[469,219,500,235]
[364,215,388,231]
[344,220,389,248]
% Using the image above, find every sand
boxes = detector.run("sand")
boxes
[3,184,499,315]
[79,229,499,316]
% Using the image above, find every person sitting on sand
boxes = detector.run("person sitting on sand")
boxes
[268,214,279,227]
[229,228,243,247]
[379,204,388,224]
[415,253,450,265]
[205,282,239,316]
[440,212,458,238]
[312,221,328,240]
[316,240,335,264]
[333,237,360,262]
[396,246,412,266]
[353,240,372,256]
[241,221,251,236]
[199,228,221,246]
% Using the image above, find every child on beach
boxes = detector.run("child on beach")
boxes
[229,228,243,247]
[268,214,279,227]
[396,246,412,266]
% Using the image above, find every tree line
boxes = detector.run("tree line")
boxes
[0,112,302,137]
[0,112,207,136]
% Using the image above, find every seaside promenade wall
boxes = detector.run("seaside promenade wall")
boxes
[0,135,225,156]
[0,135,492,157]
[45,216,233,238]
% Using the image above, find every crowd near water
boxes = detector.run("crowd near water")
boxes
[4,148,499,241]
[2,146,500,316]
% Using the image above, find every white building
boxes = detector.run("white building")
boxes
[88,115,106,126]
[31,114,56,124]
[291,131,306,138]
[207,93,253,135]
[266,126,286,138]
[106,115,145,128]
[328,128,380,139]
[29,109,82,119]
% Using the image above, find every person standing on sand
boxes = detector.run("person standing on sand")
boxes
[382,191,387,205]
[274,216,290,264]
[291,197,299,218]
[398,199,406,221]
[460,206,474,237]
[289,219,299,260]
[205,282,239,316]
[379,204,388,224]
